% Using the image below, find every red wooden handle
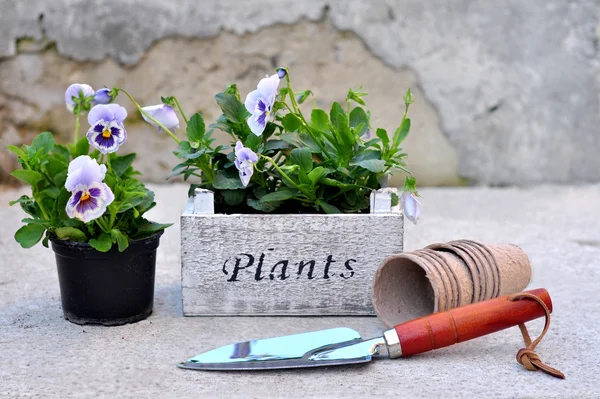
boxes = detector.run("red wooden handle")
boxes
[394,288,552,357]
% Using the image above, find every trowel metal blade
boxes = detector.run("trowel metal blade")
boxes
[177,327,385,371]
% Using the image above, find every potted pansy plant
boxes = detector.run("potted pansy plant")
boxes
[94,68,422,316]
[8,84,171,326]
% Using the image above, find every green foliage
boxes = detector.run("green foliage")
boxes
[9,130,170,251]
[166,69,417,214]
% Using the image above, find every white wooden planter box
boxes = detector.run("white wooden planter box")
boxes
[181,188,403,316]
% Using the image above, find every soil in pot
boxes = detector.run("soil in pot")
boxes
[50,232,163,326]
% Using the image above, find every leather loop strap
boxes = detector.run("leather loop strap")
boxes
[508,292,565,379]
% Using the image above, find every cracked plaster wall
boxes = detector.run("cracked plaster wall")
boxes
[0,0,599,186]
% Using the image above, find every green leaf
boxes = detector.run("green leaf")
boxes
[264,140,293,151]
[89,233,113,252]
[214,93,249,124]
[351,150,382,163]
[55,227,87,242]
[353,159,386,173]
[72,136,89,157]
[54,188,72,222]
[329,102,346,130]
[290,148,313,174]
[44,157,67,180]
[335,110,354,149]
[349,107,369,136]
[307,166,328,184]
[245,133,262,152]
[247,198,280,213]
[14,196,38,217]
[111,153,136,177]
[213,169,246,190]
[53,144,70,162]
[279,133,320,153]
[10,169,43,186]
[15,224,46,248]
[31,132,55,154]
[311,109,329,131]
[209,115,233,134]
[391,192,400,207]
[134,219,172,238]
[135,188,155,213]
[186,113,206,142]
[393,118,411,147]
[110,229,129,252]
[260,190,295,203]
[41,186,60,199]
[282,113,302,132]
[316,200,341,214]
[375,128,389,147]
[221,190,245,206]
[7,145,27,160]
[53,170,68,188]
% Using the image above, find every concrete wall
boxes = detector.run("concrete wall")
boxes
[0,0,598,186]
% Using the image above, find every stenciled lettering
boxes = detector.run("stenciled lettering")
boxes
[222,251,358,282]
[222,253,254,282]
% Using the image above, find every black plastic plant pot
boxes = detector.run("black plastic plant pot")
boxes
[50,231,163,326]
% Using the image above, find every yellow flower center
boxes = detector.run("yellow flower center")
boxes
[80,192,91,202]
[102,128,112,138]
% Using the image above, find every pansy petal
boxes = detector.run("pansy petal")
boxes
[65,155,107,192]
[106,103,127,123]
[244,89,262,114]
[237,148,258,163]
[247,114,266,136]
[256,74,280,106]
[235,141,244,153]
[238,162,253,187]
[88,104,114,126]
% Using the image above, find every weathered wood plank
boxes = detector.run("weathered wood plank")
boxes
[181,189,404,315]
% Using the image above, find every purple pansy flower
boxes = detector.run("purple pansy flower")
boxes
[65,83,94,112]
[64,156,114,223]
[244,74,280,136]
[66,181,115,223]
[94,88,112,105]
[234,141,258,187]
[140,104,179,133]
[86,104,128,154]
[401,191,422,224]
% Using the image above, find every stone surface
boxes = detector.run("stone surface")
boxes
[1,183,599,397]
[2,0,598,186]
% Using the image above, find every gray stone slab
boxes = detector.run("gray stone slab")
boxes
[1,183,599,397]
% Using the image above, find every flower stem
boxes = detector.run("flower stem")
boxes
[73,109,81,144]
[106,154,112,173]
[259,154,298,189]
[259,154,316,201]
[283,74,330,161]
[117,88,181,144]
[173,96,188,124]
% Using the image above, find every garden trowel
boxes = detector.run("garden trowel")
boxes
[178,289,552,371]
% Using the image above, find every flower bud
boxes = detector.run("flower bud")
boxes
[64,83,94,113]
[94,88,112,105]
[140,104,180,133]
[401,191,422,224]
[276,68,287,79]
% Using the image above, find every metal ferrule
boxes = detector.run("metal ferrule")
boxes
[383,328,403,359]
